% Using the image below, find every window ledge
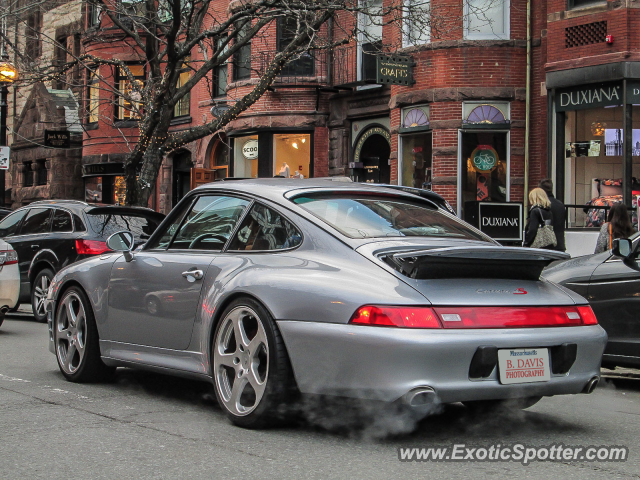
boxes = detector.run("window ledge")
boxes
[170,116,192,126]
[114,120,139,128]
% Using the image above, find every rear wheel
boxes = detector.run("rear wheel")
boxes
[463,396,542,414]
[0,313,4,328]
[31,268,53,323]
[54,286,115,382]
[212,297,293,428]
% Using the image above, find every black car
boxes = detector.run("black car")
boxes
[0,200,164,322]
[544,232,640,369]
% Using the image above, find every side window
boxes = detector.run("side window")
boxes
[73,214,86,232]
[0,210,28,237]
[19,208,52,235]
[170,196,251,250]
[228,203,302,251]
[51,209,73,233]
[145,198,196,250]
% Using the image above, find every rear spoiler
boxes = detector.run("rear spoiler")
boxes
[385,246,570,281]
[85,206,165,223]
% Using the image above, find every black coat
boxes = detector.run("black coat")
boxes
[547,193,566,252]
[524,206,554,248]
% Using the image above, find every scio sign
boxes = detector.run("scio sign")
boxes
[242,139,258,159]
[478,202,523,242]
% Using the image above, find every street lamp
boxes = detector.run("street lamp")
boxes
[0,57,17,207]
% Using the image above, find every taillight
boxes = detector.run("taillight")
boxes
[435,306,597,329]
[577,305,598,325]
[75,239,110,255]
[349,305,599,329]
[350,306,442,328]
[0,249,18,265]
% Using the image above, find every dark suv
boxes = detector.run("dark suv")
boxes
[0,200,164,322]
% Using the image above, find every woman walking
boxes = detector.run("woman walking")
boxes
[523,188,556,249]
[594,203,635,253]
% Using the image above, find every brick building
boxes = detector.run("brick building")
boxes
[9,0,640,241]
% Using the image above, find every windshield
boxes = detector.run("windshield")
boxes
[293,194,489,241]
[86,213,161,243]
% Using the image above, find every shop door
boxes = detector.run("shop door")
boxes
[359,134,391,184]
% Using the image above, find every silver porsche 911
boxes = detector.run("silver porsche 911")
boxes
[46,179,607,428]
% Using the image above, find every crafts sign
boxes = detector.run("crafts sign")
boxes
[242,139,259,159]
[471,145,498,172]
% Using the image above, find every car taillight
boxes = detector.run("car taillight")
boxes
[75,239,110,255]
[0,249,18,265]
[577,305,598,325]
[435,306,597,328]
[349,305,599,329]
[350,306,442,328]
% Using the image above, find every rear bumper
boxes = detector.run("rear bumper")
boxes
[277,321,607,403]
[0,265,20,311]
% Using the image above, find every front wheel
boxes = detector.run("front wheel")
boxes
[212,298,293,428]
[31,269,54,323]
[54,286,115,382]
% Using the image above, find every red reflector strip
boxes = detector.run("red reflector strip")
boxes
[75,239,110,255]
[435,306,595,329]
[350,306,442,328]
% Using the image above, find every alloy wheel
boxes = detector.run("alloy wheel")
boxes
[56,292,87,375]
[33,274,50,318]
[214,306,269,416]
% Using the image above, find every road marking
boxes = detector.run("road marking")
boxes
[0,373,31,383]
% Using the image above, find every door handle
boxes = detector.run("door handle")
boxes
[31,245,40,250]
[182,269,204,282]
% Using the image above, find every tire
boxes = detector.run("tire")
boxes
[463,396,542,414]
[0,313,4,328]
[212,297,294,428]
[53,286,115,383]
[31,268,54,323]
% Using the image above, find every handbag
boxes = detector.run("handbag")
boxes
[530,210,557,249]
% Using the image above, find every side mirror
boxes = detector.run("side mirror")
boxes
[106,231,135,262]
[612,238,633,259]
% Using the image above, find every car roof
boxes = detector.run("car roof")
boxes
[192,178,442,207]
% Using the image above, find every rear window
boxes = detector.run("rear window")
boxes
[292,194,488,241]
[86,213,160,242]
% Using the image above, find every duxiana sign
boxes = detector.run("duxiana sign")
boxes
[556,83,622,112]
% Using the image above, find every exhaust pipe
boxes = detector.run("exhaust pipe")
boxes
[403,387,437,407]
[582,376,599,394]
[0,306,8,314]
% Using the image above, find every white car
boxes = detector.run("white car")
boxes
[0,239,19,327]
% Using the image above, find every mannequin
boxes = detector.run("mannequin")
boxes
[278,162,290,178]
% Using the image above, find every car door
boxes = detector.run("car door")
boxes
[588,235,640,358]
[11,208,53,295]
[0,209,29,297]
[48,209,78,270]
[106,194,251,350]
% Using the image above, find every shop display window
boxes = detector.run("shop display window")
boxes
[460,131,508,217]
[273,134,310,179]
[400,133,432,189]
[233,135,259,178]
[563,106,640,227]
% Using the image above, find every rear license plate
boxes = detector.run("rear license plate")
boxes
[497,348,550,385]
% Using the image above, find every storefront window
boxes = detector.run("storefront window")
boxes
[116,65,144,121]
[460,131,508,217]
[234,135,259,178]
[273,134,310,178]
[84,176,127,204]
[400,133,432,188]
[563,106,640,227]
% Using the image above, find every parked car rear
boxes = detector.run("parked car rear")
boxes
[0,200,164,322]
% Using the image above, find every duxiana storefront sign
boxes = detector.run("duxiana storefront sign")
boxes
[556,82,623,112]
[478,202,523,242]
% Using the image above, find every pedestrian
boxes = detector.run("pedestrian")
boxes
[539,178,566,252]
[594,203,635,253]
[523,187,556,249]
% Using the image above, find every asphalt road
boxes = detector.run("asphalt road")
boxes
[1,311,640,480]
